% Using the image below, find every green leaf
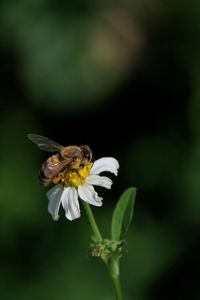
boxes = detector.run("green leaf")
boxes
[111,187,137,240]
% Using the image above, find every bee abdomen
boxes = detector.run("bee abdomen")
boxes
[39,168,51,186]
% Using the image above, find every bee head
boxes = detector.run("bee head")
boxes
[80,145,93,165]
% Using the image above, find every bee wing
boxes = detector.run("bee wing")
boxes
[27,134,64,152]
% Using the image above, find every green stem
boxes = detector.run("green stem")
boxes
[82,202,123,300]
[108,258,123,300]
[82,202,103,242]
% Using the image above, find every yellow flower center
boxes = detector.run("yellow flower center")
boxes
[52,163,93,187]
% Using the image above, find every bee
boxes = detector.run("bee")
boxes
[27,134,93,186]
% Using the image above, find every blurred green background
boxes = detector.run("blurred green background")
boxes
[0,0,200,299]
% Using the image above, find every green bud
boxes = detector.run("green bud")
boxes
[89,239,126,264]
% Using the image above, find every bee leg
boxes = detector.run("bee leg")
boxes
[71,168,79,174]
[52,176,61,184]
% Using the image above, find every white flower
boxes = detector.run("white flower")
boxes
[47,157,119,221]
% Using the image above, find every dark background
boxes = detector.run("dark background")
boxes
[0,1,200,299]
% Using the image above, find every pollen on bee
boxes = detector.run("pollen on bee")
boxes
[52,162,93,187]
[52,177,61,184]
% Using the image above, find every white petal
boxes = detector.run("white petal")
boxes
[78,184,103,207]
[90,157,119,176]
[47,185,63,221]
[86,175,113,189]
[61,187,80,221]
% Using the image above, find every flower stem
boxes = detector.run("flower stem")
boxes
[82,202,103,242]
[108,258,123,300]
[82,202,123,300]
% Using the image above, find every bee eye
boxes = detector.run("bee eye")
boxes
[84,153,90,159]
[80,145,92,161]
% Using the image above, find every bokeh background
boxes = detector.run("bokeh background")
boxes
[0,0,200,299]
